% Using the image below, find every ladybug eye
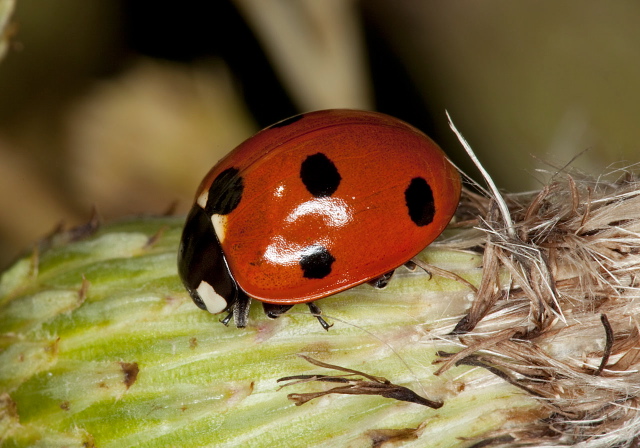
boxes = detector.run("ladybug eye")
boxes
[404,177,436,227]
[300,153,342,198]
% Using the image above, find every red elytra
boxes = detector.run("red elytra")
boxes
[178,109,461,328]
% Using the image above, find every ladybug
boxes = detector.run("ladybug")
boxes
[178,109,461,329]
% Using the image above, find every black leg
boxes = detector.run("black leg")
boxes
[367,270,395,289]
[223,294,332,330]
[219,294,238,326]
[307,302,332,331]
[262,302,293,319]
[233,289,252,328]
[220,289,252,328]
[261,301,331,330]
[220,312,233,326]
[404,260,417,271]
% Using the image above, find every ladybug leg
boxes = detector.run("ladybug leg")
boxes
[233,289,252,328]
[404,260,417,271]
[262,302,331,330]
[220,297,236,326]
[367,270,395,289]
[262,303,294,319]
[220,312,233,326]
[221,289,252,328]
[307,302,332,331]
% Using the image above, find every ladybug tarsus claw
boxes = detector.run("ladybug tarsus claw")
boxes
[308,302,332,331]
[220,312,232,326]
[317,317,332,331]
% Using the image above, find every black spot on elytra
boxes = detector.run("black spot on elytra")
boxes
[268,114,304,129]
[405,177,435,226]
[300,153,341,197]
[299,245,335,279]
[206,167,244,215]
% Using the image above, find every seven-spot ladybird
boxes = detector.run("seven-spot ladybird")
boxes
[178,109,461,329]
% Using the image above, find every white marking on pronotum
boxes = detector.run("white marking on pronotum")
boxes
[197,191,209,209]
[196,281,227,314]
[211,214,227,243]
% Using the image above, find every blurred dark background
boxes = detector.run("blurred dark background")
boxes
[1,0,640,268]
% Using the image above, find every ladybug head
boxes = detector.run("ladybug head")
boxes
[177,205,238,314]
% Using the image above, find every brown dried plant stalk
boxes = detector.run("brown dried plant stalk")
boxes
[444,172,640,447]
